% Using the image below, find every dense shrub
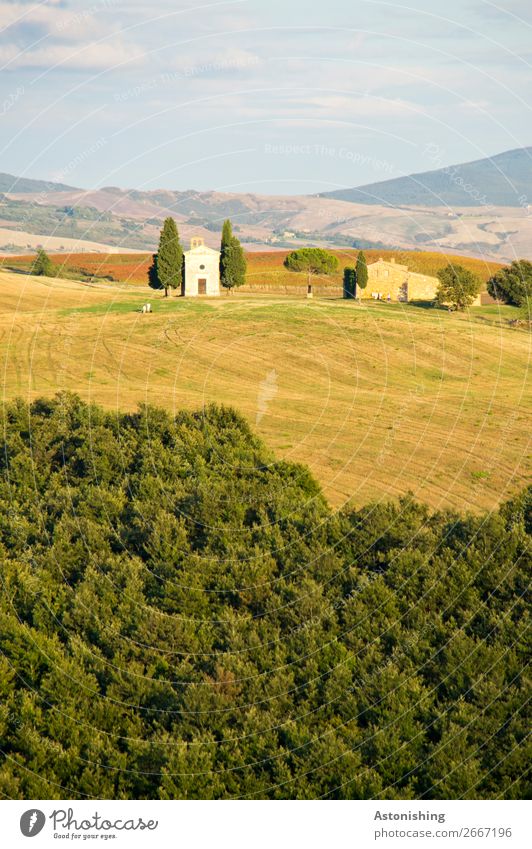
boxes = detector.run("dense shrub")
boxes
[436,263,482,310]
[487,260,532,306]
[0,394,529,799]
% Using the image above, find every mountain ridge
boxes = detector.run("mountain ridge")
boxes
[320,147,532,208]
[0,172,77,194]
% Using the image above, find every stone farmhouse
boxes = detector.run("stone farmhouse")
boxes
[182,237,220,296]
[362,257,482,305]
[365,257,439,301]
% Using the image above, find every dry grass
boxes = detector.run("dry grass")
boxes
[0,267,529,513]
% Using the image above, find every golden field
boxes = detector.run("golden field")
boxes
[0,267,529,513]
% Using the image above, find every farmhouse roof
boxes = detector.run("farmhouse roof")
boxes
[370,257,409,271]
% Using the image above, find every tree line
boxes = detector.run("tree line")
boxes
[23,242,532,316]
[0,393,529,799]
[284,247,532,313]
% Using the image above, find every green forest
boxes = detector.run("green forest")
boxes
[0,394,529,799]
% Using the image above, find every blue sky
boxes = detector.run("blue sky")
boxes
[1,0,531,193]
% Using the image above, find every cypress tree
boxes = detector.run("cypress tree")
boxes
[220,219,232,287]
[343,267,356,299]
[221,219,233,252]
[147,253,159,290]
[220,219,247,292]
[156,218,183,297]
[355,251,368,295]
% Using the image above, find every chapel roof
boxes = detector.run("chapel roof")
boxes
[184,236,220,256]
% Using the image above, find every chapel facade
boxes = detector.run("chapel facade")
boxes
[182,237,220,296]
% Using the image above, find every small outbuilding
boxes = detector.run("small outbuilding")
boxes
[183,237,220,297]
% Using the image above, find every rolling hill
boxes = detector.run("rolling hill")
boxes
[0,267,528,513]
[0,171,76,194]
[321,147,532,208]
[1,148,532,261]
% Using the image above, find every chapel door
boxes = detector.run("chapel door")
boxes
[198,278,207,295]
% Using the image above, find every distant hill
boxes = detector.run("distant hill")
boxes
[321,148,532,207]
[0,172,77,194]
[2,151,532,260]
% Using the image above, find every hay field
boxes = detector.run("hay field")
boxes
[0,268,529,513]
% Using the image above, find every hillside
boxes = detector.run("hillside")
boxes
[0,227,144,255]
[0,268,528,514]
[0,172,76,194]
[321,148,532,208]
[0,392,529,799]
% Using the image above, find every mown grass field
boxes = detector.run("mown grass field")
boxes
[1,267,529,513]
[2,248,503,288]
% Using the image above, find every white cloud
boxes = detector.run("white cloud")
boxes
[0,0,530,193]
[163,46,260,77]
[0,0,66,33]
[303,94,419,118]
[0,39,145,71]
[0,0,146,72]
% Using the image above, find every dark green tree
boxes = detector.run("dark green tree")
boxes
[343,267,356,299]
[487,260,532,306]
[0,391,528,801]
[147,253,160,290]
[32,248,54,277]
[355,251,368,295]
[220,219,247,292]
[436,263,481,311]
[220,218,233,259]
[156,217,183,297]
[284,248,339,288]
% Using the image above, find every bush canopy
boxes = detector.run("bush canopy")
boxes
[0,394,529,799]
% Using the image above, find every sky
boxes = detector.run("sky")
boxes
[0,0,531,194]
